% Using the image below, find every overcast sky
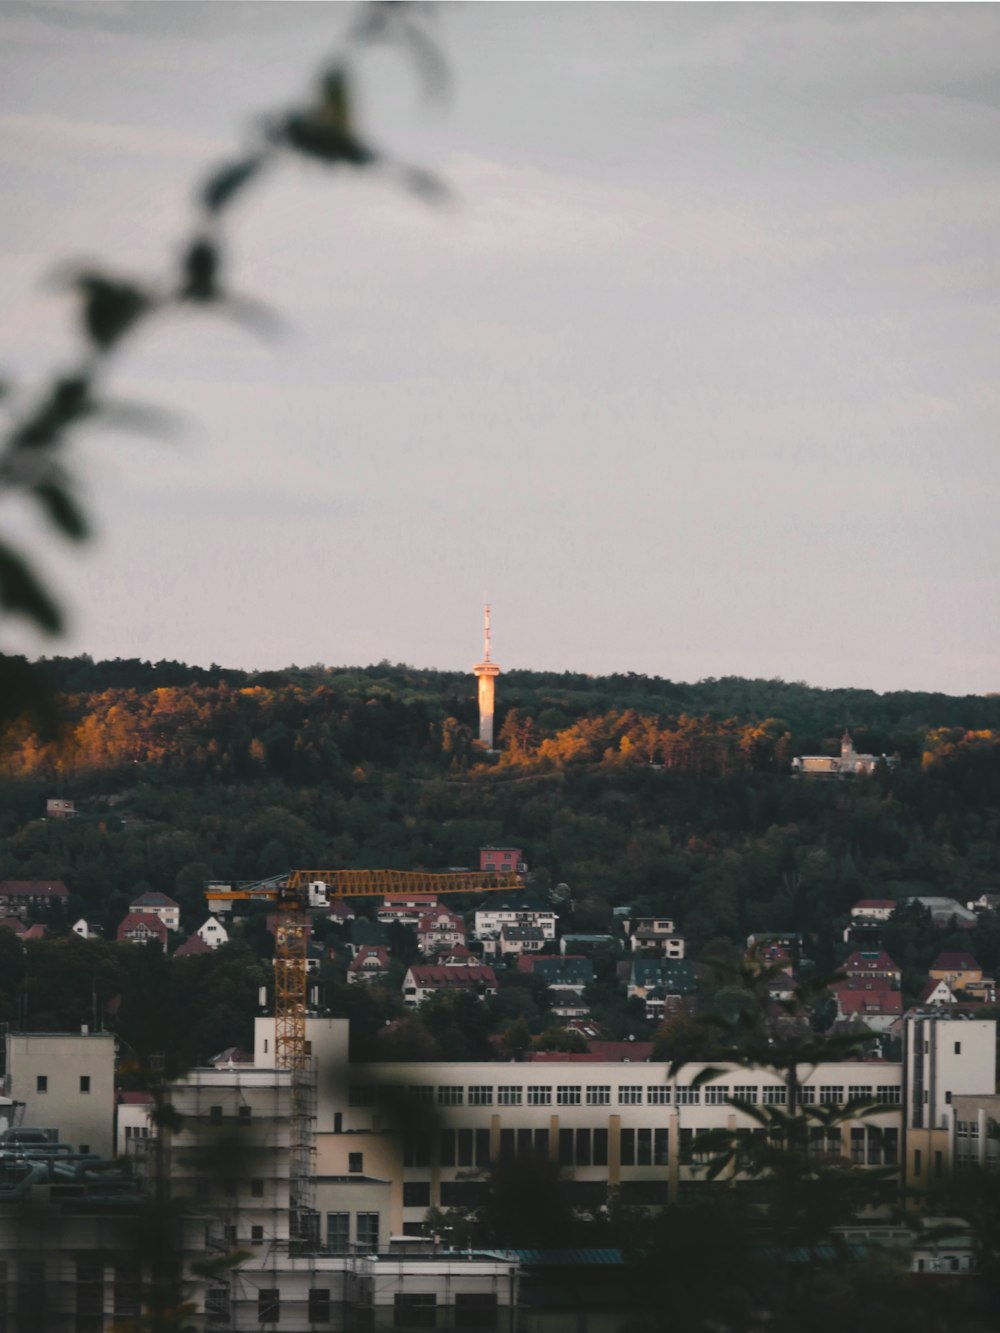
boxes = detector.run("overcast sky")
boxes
[2,2,1000,694]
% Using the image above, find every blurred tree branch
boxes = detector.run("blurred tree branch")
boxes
[0,0,449,730]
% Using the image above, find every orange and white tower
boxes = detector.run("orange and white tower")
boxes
[473,604,501,750]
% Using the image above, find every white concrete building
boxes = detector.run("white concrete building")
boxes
[473,897,557,943]
[5,1029,116,1158]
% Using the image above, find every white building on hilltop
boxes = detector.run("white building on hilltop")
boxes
[792,731,895,779]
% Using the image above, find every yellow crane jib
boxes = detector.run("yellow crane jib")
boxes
[204,868,525,1069]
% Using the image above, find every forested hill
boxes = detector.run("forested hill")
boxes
[1,653,1000,964]
[23,653,1000,744]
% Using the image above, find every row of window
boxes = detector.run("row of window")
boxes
[253,1273,493,1325]
[353,1083,902,1108]
[35,1075,90,1093]
[678,1126,899,1167]
[325,1211,381,1253]
[403,1123,901,1176]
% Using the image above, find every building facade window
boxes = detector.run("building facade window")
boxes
[326,1213,349,1253]
[498,1085,522,1106]
[349,1085,377,1107]
[394,1293,436,1328]
[675,1086,700,1105]
[36,1076,47,1093]
[876,1085,901,1105]
[848,1085,872,1102]
[348,1153,364,1174]
[527,1086,551,1106]
[309,1289,332,1325]
[705,1086,728,1105]
[257,1289,280,1324]
[586,1085,610,1105]
[732,1086,759,1103]
[556,1086,581,1106]
[647,1086,670,1104]
[619,1086,642,1105]
[403,1182,431,1209]
[761,1086,786,1105]
[468,1086,493,1106]
[437,1086,464,1106]
[357,1213,380,1254]
[80,1076,91,1093]
[819,1086,844,1105]
[407,1086,434,1104]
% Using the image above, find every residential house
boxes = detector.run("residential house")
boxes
[479,845,527,874]
[967,892,1000,914]
[929,953,983,992]
[377,896,438,926]
[842,950,901,986]
[129,890,181,932]
[833,988,903,1032]
[417,908,466,957]
[481,924,546,958]
[46,797,77,819]
[920,979,957,1007]
[0,879,68,918]
[116,912,169,948]
[473,894,557,942]
[627,958,697,1002]
[402,964,497,1007]
[851,899,897,923]
[518,955,594,993]
[623,917,685,958]
[195,914,229,949]
[72,917,98,940]
[0,915,25,936]
[348,946,391,986]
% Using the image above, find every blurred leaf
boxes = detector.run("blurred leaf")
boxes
[180,237,220,302]
[200,155,266,214]
[33,479,89,540]
[318,66,354,135]
[11,376,92,450]
[397,164,452,204]
[0,539,62,634]
[280,113,376,167]
[73,273,152,350]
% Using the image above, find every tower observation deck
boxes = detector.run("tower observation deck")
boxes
[473,604,501,750]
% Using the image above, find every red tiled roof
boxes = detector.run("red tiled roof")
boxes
[837,991,902,1016]
[23,924,47,939]
[843,951,899,973]
[116,912,168,943]
[117,1091,154,1105]
[0,880,68,898]
[175,933,211,956]
[408,965,496,989]
[931,952,981,971]
[853,899,897,910]
[0,916,25,935]
[349,946,390,972]
[588,1041,654,1061]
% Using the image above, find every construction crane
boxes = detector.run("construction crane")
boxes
[204,867,524,1070]
[205,867,523,1241]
